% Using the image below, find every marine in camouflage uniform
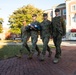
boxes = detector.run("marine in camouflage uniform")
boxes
[17,20,31,58]
[28,14,41,59]
[51,9,66,64]
[40,13,52,61]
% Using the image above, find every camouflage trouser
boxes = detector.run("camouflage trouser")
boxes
[20,34,30,53]
[53,34,62,58]
[31,35,40,53]
[42,36,50,55]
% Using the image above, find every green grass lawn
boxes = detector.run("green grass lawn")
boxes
[0,45,54,60]
[0,45,27,60]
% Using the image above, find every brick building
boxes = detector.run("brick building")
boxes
[44,9,53,21]
[66,0,76,40]
[44,0,76,40]
[52,3,66,20]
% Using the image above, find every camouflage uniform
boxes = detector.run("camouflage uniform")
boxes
[20,25,31,54]
[30,21,41,54]
[52,16,66,59]
[40,19,52,59]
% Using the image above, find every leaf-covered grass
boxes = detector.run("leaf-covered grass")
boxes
[0,45,28,60]
[0,45,55,60]
[0,40,21,43]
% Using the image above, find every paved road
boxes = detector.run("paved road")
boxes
[0,46,76,75]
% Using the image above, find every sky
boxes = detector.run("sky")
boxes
[0,0,65,28]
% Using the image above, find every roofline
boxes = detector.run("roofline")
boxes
[52,3,66,8]
[44,9,53,12]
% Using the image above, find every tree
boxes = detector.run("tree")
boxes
[0,18,3,33]
[8,4,43,34]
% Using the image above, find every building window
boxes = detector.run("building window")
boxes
[58,10,61,16]
[72,33,76,37]
[63,9,66,15]
[65,19,66,24]
[72,14,76,22]
[71,4,76,12]
[50,11,53,17]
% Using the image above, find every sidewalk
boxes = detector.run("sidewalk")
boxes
[0,40,76,46]
[0,46,76,75]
